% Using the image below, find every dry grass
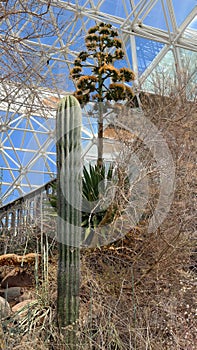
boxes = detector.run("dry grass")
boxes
[1,222,196,349]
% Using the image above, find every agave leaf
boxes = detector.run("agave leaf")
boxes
[84,226,91,241]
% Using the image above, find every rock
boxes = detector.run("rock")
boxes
[1,268,33,288]
[12,299,38,318]
[0,287,22,303]
[0,253,41,266]
[18,290,33,302]
[0,296,11,318]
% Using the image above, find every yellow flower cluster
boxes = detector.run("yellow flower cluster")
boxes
[99,64,119,76]
[76,75,97,92]
[105,83,134,101]
[120,68,135,81]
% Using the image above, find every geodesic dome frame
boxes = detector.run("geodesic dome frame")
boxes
[0,0,196,204]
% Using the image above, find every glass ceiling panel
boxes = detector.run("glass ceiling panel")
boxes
[99,0,132,17]
[126,36,164,75]
[141,50,176,93]
[142,1,170,31]
[0,0,196,204]
[172,0,196,26]
[142,48,197,98]
[189,16,197,29]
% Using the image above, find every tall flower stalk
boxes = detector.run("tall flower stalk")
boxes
[70,22,135,167]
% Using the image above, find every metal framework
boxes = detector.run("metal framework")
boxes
[0,0,196,204]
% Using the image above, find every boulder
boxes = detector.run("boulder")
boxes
[1,268,33,288]
[0,287,22,303]
[0,296,11,318]
[12,299,38,318]
[0,253,41,266]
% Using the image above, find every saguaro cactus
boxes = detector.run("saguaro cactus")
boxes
[56,95,82,347]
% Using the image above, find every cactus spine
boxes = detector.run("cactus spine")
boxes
[56,95,82,346]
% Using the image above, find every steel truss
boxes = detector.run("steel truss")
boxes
[0,0,196,204]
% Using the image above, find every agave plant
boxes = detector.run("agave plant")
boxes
[48,163,129,246]
[81,163,118,237]
[48,163,121,239]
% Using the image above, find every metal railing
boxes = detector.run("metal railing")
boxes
[0,179,56,235]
